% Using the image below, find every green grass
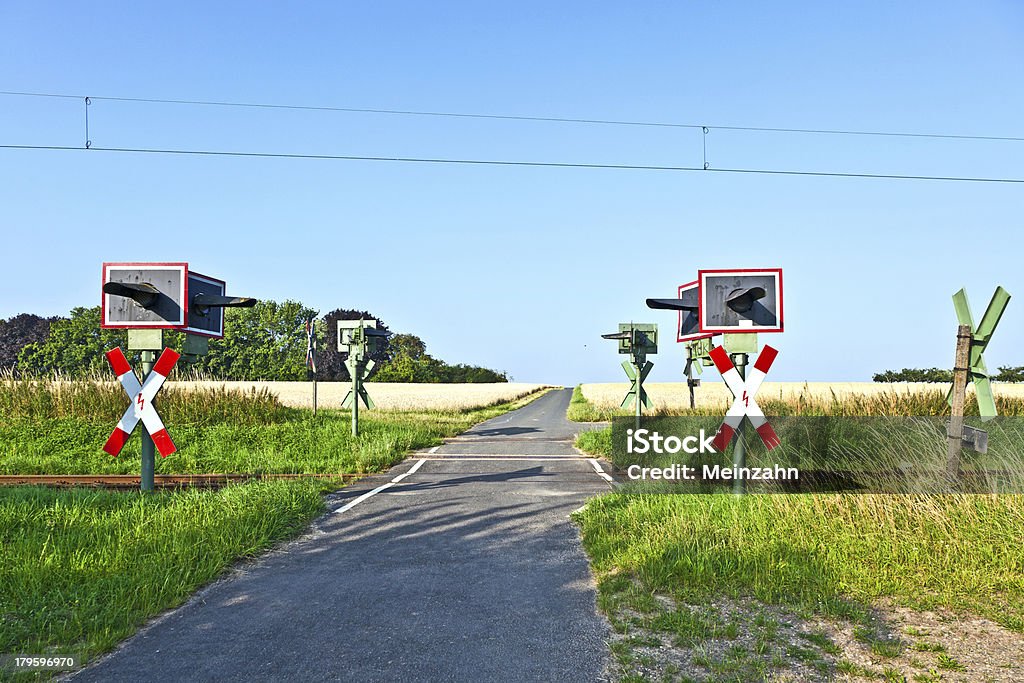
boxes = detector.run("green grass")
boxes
[0,384,549,475]
[0,480,329,669]
[837,659,880,678]
[573,493,1024,632]
[798,630,841,655]
[574,426,612,459]
[935,653,967,671]
[566,385,624,422]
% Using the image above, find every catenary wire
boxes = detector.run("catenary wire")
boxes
[2,89,1023,142]
[1,143,1022,184]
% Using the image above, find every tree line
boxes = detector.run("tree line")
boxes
[873,366,1024,382]
[0,303,509,383]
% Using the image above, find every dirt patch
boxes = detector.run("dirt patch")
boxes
[810,600,1024,682]
[604,590,1024,682]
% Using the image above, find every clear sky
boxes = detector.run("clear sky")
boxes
[1,2,1022,385]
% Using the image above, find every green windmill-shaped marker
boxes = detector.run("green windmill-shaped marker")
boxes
[949,287,1011,420]
[602,323,658,422]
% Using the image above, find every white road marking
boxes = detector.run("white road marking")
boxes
[390,457,427,483]
[428,446,440,454]
[588,458,615,483]
[333,458,427,514]
[332,483,395,514]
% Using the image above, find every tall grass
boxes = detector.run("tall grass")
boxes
[0,374,293,425]
[568,382,1024,421]
[0,379,549,475]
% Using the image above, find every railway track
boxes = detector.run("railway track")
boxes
[0,473,367,490]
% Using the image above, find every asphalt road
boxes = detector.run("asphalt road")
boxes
[72,388,613,682]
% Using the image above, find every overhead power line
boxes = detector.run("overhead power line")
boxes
[2,144,1022,184]
[2,89,1023,142]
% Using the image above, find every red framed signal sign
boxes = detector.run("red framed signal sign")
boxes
[102,262,188,330]
[698,268,784,334]
[101,262,236,339]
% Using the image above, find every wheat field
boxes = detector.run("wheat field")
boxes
[166,381,552,412]
[580,381,1024,412]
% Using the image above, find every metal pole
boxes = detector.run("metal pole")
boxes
[686,357,696,410]
[313,377,318,417]
[351,360,359,437]
[731,353,748,495]
[634,352,643,430]
[140,350,156,493]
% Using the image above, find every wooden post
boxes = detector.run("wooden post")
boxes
[947,324,972,479]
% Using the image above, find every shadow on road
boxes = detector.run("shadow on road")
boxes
[463,426,544,437]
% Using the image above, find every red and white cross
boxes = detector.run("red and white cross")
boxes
[710,345,781,452]
[103,347,180,457]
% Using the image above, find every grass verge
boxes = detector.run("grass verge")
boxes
[0,480,329,674]
[573,492,1024,679]
[574,426,612,458]
[566,385,624,422]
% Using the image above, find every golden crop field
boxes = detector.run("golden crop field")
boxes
[167,381,553,411]
[580,381,1024,411]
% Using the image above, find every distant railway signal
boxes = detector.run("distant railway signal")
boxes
[306,316,319,416]
[602,323,657,423]
[339,319,388,436]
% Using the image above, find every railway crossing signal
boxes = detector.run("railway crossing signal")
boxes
[709,345,781,452]
[104,347,180,457]
[602,323,657,422]
[339,319,388,436]
[102,262,256,359]
[648,268,785,494]
[100,262,257,491]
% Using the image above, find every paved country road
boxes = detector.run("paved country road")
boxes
[71,388,614,683]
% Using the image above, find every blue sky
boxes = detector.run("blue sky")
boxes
[1,2,1022,384]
